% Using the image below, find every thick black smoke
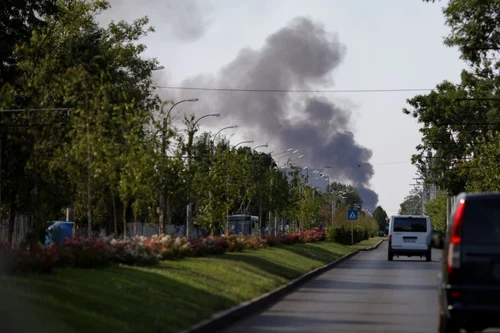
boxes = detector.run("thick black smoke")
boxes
[179,17,379,211]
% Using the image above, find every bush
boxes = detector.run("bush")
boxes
[0,228,333,275]
[326,226,336,242]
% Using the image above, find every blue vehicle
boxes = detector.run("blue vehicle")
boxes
[45,221,74,246]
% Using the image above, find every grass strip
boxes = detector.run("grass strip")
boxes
[0,238,382,333]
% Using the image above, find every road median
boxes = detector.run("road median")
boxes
[0,238,384,333]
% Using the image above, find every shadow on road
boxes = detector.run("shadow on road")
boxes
[340,258,440,271]
[304,278,436,291]
[225,314,391,333]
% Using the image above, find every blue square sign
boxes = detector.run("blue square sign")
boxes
[347,209,358,221]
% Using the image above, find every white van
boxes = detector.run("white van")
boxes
[387,215,432,262]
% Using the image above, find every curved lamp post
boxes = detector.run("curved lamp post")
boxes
[194,113,220,127]
[277,149,298,165]
[234,140,254,148]
[186,112,220,239]
[253,144,268,151]
[213,125,238,142]
[272,148,293,157]
[289,154,304,163]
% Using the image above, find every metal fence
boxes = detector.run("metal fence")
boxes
[0,218,207,243]
[0,215,32,243]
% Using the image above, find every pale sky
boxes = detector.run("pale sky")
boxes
[99,0,465,214]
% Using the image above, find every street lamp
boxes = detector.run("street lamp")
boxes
[253,144,268,151]
[162,98,199,124]
[186,112,221,239]
[234,140,254,148]
[290,154,304,162]
[194,113,220,127]
[277,149,298,165]
[158,98,199,232]
[153,65,165,70]
[213,125,238,143]
[272,148,293,157]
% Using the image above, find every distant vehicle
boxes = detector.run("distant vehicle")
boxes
[387,215,432,262]
[45,221,74,246]
[429,192,500,333]
[227,215,259,236]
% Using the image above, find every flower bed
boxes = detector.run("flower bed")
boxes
[0,228,326,275]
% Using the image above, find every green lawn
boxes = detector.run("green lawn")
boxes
[0,238,383,333]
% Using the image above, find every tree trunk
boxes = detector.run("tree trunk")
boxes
[7,205,15,245]
[112,194,118,236]
[122,200,128,240]
[159,193,165,234]
[86,114,93,238]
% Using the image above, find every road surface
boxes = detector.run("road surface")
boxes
[222,242,442,333]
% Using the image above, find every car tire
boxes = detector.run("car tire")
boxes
[388,251,393,261]
[439,314,460,333]
[425,250,432,262]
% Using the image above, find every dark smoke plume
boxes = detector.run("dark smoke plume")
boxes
[179,17,379,211]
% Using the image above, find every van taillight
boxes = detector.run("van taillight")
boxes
[447,199,465,276]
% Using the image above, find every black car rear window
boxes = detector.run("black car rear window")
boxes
[393,217,427,232]
[462,197,500,244]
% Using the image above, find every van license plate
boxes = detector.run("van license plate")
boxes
[404,239,416,243]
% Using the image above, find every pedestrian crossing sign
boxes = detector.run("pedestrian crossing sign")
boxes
[347,210,358,220]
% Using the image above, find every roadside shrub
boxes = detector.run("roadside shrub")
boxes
[326,226,337,242]
[0,228,334,275]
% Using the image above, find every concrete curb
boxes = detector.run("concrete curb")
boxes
[178,239,386,333]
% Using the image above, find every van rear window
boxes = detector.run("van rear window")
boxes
[462,197,500,244]
[393,217,427,232]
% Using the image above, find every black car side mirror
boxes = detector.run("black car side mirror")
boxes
[428,230,445,249]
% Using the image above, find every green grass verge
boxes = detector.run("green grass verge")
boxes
[0,238,383,333]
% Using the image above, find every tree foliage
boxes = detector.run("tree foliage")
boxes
[0,0,379,243]
[424,191,448,232]
[372,206,388,231]
[404,0,500,197]
[398,192,422,215]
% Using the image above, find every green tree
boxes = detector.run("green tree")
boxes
[1,0,161,240]
[327,181,363,208]
[0,0,58,85]
[405,0,500,195]
[298,186,321,230]
[467,131,500,192]
[424,0,500,66]
[425,191,448,232]
[373,206,388,231]
[398,192,422,215]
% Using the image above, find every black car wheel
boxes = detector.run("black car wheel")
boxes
[425,250,432,262]
[439,314,460,333]
[388,251,393,261]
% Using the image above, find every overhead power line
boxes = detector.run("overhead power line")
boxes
[153,86,433,94]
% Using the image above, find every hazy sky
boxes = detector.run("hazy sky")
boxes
[99,0,465,214]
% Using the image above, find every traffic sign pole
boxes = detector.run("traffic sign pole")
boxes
[347,209,358,245]
[351,219,353,245]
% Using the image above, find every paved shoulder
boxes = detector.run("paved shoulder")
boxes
[221,243,441,333]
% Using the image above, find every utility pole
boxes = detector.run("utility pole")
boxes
[0,139,2,223]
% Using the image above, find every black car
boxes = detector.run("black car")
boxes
[429,192,500,333]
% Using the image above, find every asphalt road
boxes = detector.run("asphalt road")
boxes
[221,242,443,333]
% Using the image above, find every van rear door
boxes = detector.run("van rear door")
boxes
[459,195,500,305]
[392,216,429,251]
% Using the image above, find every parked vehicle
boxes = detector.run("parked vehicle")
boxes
[429,192,500,333]
[387,215,432,261]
